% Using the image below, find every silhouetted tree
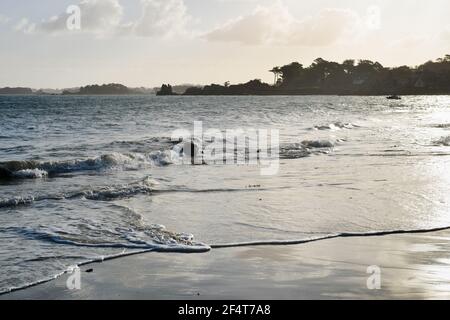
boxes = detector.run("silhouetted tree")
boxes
[181,55,450,95]
[156,84,177,96]
[269,67,282,86]
[279,62,304,86]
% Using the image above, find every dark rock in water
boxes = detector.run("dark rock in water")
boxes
[85,268,94,273]
[0,167,13,179]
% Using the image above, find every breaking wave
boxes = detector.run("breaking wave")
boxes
[429,123,450,129]
[0,151,175,180]
[1,137,338,180]
[313,122,358,131]
[301,140,335,149]
[12,169,48,179]
[279,140,336,159]
[0,137,206,181]
[0,176,157,208]
[433,136,450,146]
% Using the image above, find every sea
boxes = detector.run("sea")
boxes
[0,95,449,293]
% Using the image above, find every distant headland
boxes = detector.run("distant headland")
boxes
[0,84,189,96]
[0,84,156,96]
[0,87,34,95]
[159,55,450,96]
[62,83,154,95]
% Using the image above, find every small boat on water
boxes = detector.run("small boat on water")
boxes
[386,95,402,100]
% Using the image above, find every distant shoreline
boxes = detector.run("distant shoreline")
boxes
[2,55,449,97]
[1,93,450,97]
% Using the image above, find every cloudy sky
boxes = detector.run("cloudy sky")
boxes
[0,0,449,88]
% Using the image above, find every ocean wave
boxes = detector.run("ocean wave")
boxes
[105,136,179,149]
[0,221,210,295]
[0,167,13,179]
[0,196,38,208]
[301,140,335,149]
[0,180,279,209]
[0,151,174,180]
[0,176,157,208]
[72,177,156,201]
[1,225,209,252]
[12,169,48,179]
[313,122,358,131]
[279,140,336,159]
[279,144,312,159]
[0,244,209,295]
[0,200,208,253]
[0,137,335,180]
[43,136,180,155]
[433,136,450,146]
[429,124,450,129]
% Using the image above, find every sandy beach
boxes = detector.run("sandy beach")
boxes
[3,229,450,300]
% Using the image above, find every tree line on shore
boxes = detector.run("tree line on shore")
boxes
[2,55,449,96]
[158,55,450,96]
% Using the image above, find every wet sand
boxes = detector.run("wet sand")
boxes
[3,230,450,300]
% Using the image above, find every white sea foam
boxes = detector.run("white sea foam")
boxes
[313,122,358,131]
[0,151,177,180]
[279,139,336,159]
[0,196,36,208]
[12,169,48,179]
[0,225,210,295]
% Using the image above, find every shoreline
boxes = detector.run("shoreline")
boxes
[3,229,450,300]
[1,94,450,97]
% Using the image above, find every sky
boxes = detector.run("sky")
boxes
[0,0,449,88]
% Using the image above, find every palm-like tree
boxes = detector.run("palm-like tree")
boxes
[269,67,282,86]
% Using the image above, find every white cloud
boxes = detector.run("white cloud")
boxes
[36,0,123,36]
[132,0,190,37]
[27,0,190,38]
[204,2,359,46]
